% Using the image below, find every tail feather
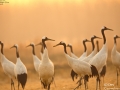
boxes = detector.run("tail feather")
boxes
[40,77,54,89]
[71,69,78,81]
[100,65,106,77]
[84,75,89,82]
[17,73,27,89]
[91,65,99,77]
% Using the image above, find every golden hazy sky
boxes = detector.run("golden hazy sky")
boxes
[0,0,120,48]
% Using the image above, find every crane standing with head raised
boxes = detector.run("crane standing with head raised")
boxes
[111,35,120,86]
[89,26,113,90]
[67,39,91,82]
[26,43,41,73]
[11,44,27,90]
[38,36,55,90]
[0,41,15,90]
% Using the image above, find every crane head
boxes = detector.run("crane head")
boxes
[42,36,55,42]
[101,26,113,31]
[115,35,120,39]
[66,44,72,48]
[0,41,3,45]
[35,42,43,46]
[26,43,34,47]
[53,41,66,47]
[93,35,102,39]
[83,39,91,42]
[10,44,18,49]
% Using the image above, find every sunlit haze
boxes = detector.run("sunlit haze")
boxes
[0,0,120,51]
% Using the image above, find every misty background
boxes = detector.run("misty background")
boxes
[0,0,120,60]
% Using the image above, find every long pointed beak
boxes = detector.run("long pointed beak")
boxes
[106,28,113,31]
[35,42,42,46]
[117,36,120,38]
[35,43,40,46]
[96,37,102,39]
[53,43,60,47]
[10,46,15,49]
[86,40,91,42]
[26,44,31,47]
[66,44,70,47]
[47,38,55,41]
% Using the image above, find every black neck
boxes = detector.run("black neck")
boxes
[114,37,117,45]
[42,40,47,49]
[15,47,19,58]
[32,45,35,55]
[96,41,99,52]
[102,30,106,44]
[83,41,87,52]
[0,43,4,54]
[63,44,67,54]
[70,46,73,53]
[41,44,44,54]
[91,38,95,51]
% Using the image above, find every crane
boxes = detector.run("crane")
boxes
[38,36,55,90]
[89,26,113,90]
[0,41,15,90]
[83,35,102,62]
[111,35,120,86]
[11,44,27,90]
[26,43,41,73]
[67,39,91,81]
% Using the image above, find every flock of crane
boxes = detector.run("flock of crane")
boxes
[0,26,120,90]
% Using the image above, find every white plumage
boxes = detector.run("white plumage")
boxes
[35,42,44,61]
[83,35,101,62]
[0,41,15,90]
[67,39,91,82]
[53,41,99,90]
[111,35,120,86]
[11,44,27,90]
[89,26,113,89]
[38,36,55,90]
[67,44,78,59]
[78,39,91,60]
[27,43,41,73]
[14,58,27,75]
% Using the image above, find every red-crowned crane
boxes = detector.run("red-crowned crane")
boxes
[11,44,27,90]
[111,35,120,86]
[0,41,15,90]
[78,39,91,60]
[38,36,55,90]
[67,39,91,81]
[35,42,44,60]
[83,35,102,62]
[89,26,113,90]
[26,43,41,73]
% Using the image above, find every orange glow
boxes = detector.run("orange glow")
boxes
[0,0,120,50]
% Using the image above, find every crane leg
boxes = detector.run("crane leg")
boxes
[18,81,20,90]
[96,78,98,90]
[48,84,51,90]
[84,78,87,90]
[52,77,56,87]
[96,76,100,90]
[98,77,101,90]
[74,77,83,90]
[76,76,83,85]
[103,77,104,86]
[11,79,15,90]
[117,69,119,86]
